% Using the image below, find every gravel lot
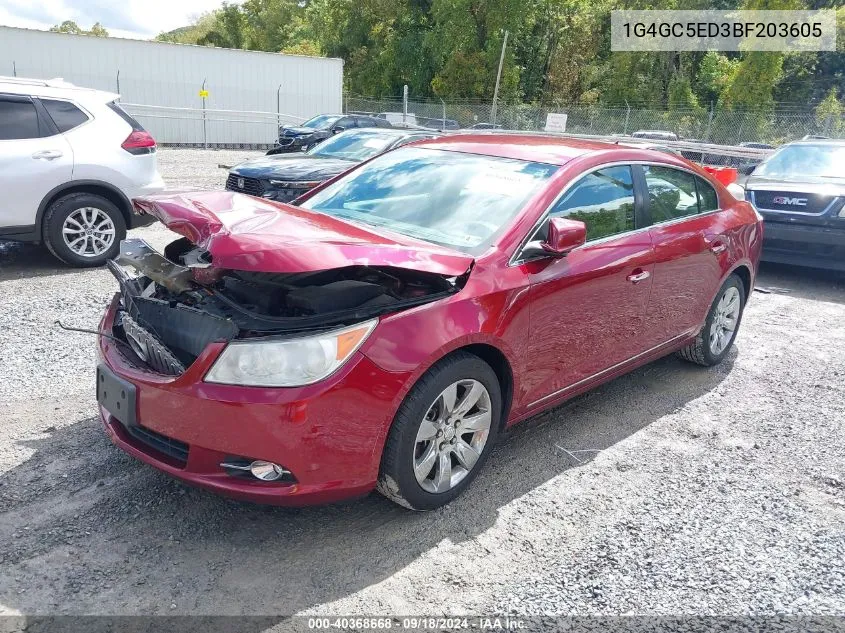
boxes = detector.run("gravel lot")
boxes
[1,148,844,619]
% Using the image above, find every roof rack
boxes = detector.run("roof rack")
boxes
[0,76,77,88]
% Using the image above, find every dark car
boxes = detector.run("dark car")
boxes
[269,113,392,154]
[228,127,439,202]
[739,142,776,150]
[470,122,503,130]
[745,140,845,270]
[632,130,679,141]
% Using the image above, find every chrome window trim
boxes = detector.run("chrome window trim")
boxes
[509,160,723,267]
[749,191,842,217]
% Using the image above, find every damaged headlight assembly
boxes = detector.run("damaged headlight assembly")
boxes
[204,319,378,387]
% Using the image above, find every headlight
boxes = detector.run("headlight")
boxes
[205,319,377,387]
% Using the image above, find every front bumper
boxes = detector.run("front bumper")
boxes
[97,295,404,506]
[762,222,845,271]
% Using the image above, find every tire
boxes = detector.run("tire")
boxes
[377,352,502,510]
[43,192,126,267]
[677,274,746,367]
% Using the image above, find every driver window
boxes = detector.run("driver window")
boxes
[547,166,635,241]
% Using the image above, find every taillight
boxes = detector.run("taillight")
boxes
[121,130,156,155]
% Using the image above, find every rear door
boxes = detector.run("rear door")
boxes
[0,94,73,231]
[639,164,726,346]
[521,164,656,408]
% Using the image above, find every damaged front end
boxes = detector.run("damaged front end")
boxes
[107,238,465,376]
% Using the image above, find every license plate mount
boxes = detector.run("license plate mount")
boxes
[96,363,137,427]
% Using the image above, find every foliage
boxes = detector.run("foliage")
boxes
[814,87,844,135]
[50,21,109,37]
[107,0,845,111]
[156,14,218,44]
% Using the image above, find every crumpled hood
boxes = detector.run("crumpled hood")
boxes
[132,191,474,277]
[230,155,357,181]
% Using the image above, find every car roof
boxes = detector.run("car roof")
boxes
[0,75,118,101]
[784,139,845,147]
[410,133,652,166]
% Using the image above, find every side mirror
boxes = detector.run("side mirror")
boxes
[332,126,345,135]
[543,217,587,255]
[738,163,757,176]
[521,217,587,260]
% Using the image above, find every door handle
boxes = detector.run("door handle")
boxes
[705,235,728,254]
[626,270,651,283]
[32,150,63,160]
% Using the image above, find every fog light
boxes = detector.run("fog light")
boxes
[250,460,288,481]
[220,458,291,482]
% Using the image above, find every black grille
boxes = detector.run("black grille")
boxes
[226,173,265,197]
[125,424,189,466]
[753,191,839,215]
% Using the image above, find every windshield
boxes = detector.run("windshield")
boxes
[755,144,845,180]
[299,147,558,252]
[301,115,341,129]
[309,130,395,161]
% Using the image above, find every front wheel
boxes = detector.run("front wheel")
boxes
[377,353,502,510]
[678,274,746,366]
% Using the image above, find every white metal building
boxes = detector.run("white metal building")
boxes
[0,26,344,145]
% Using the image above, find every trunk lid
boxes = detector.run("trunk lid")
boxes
[133,191,475,277]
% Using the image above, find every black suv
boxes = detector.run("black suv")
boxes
[745,140,845,271]
[269,114,391,154]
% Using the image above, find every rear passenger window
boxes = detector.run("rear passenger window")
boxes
[548,166,635,241]
[0,99,41,140]
[41,99,89,133]
[644,165,699,222]
[696,177,719,212]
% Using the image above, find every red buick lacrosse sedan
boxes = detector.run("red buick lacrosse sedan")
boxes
[97,135,762,510]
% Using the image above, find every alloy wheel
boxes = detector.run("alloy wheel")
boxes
[709,286,741,355]
[413,379,492,494]
[62,207,116,258]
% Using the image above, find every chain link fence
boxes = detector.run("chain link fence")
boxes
[345,95,845,146]
[120,94,844,149]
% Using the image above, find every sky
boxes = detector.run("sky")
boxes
[0,0,229,40]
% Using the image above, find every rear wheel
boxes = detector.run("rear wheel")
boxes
[377,353,502,510]
[43,192,126,267]
[678,274,746,366]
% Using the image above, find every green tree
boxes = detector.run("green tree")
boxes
[153,0,836,112]
[197,2,249,49]
[50,20,109,37]
[814,87,843,136]
[157,14,218,44]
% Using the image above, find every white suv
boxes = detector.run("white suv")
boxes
[0,77,164,266]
